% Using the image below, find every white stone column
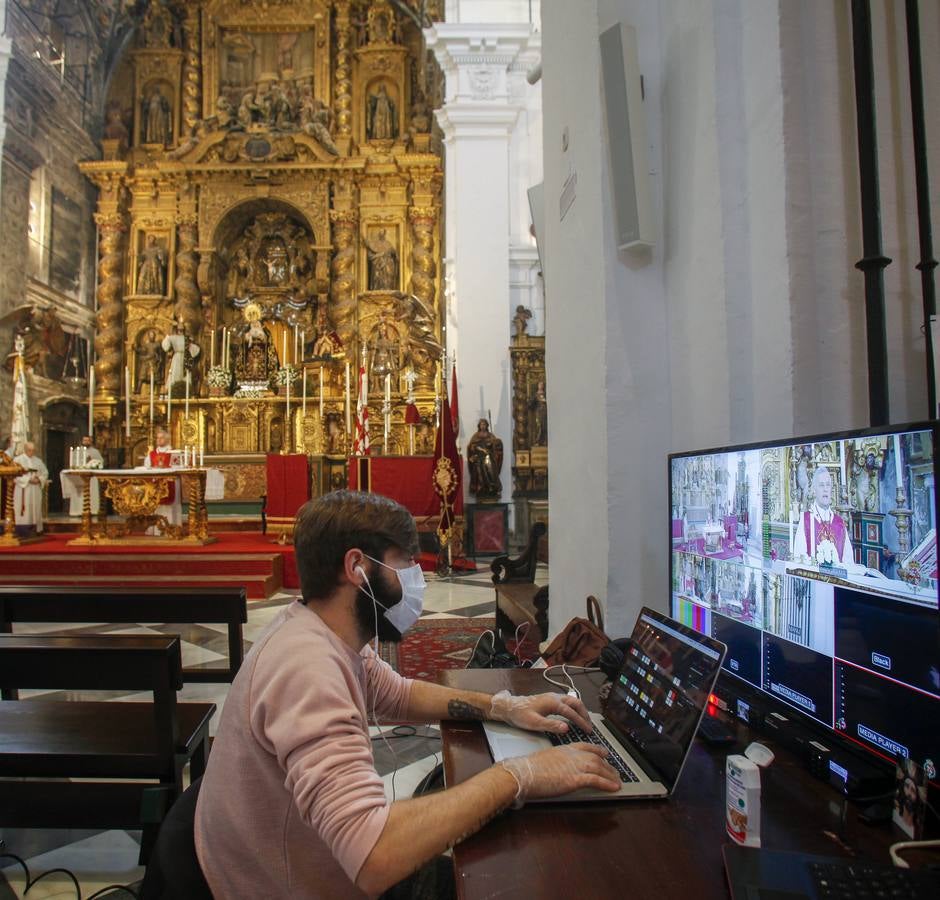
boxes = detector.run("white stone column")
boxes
[427,23,536,503]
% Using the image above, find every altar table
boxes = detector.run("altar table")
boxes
[65,468,214,546]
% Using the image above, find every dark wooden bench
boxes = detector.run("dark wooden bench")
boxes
[0,586,248,690]
[491,523,549,643]
[0,633,216,863]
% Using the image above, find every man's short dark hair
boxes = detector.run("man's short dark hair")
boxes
[293,490,419,602]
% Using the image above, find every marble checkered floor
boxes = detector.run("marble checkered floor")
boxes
[0,564,546,898]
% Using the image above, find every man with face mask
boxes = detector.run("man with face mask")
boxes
[192,490,620,900]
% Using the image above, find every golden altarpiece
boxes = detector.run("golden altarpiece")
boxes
[80,0,444,504]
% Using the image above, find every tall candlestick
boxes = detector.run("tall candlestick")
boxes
[167,385,172,428]
[184,372,191,419]
[300,330,305,361]
[88,365,95,435]
[319,367,324,416]
[286,373,291,451]
[282,331,288,367]
[385,373,391,403]
[302,367,308,417]
[149,369,154,429]
[293,325,299,363]
[210,328,215,368]
[199,442,204,467]
[125,366,131,437]
[222,327,228,369]
[345,362,351,438]
[894,435,904,489]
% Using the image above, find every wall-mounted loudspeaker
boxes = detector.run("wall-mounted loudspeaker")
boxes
[599,22,653,250]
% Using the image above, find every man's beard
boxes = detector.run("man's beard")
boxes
[355,565,405,645]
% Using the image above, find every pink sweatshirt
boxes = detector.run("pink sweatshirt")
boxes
[195,600,414,898]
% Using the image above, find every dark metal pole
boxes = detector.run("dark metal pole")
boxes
[905,0,938,418]
[851,0,892,427]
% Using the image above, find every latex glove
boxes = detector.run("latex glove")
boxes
[489,690,593,734]
[498,744,621,806]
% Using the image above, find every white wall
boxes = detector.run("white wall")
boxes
[542,0,940,638]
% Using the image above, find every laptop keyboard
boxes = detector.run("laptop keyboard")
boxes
[808,859,940,899]
[546,722,640,783]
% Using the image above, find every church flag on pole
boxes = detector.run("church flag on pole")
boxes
[10,336,29,454]
[353,362,370,456]
[433,394,462,547]
[449,357,459,437]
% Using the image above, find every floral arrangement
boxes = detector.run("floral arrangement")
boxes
[84,457,103,470]
[274,365,299,387]
[898,559,922,590]
[815,540,837,566]
[207,366,231,389]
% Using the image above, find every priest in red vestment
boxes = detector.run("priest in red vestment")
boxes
[144,428,182,528]
[793,467,853,567]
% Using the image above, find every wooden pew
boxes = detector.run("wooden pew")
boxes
[0,586,248,694]
[0,633,215,863]
[490,523,549,643]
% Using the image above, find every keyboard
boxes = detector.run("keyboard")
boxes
[546,721,640,783]
[808,858,940,900]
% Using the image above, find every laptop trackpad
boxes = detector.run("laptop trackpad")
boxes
[483,721,551,759]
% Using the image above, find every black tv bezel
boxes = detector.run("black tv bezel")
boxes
[667,419,940,779]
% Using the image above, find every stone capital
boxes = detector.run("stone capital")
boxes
[424,22,537,106]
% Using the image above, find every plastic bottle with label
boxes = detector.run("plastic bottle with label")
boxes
[726,742,775,847]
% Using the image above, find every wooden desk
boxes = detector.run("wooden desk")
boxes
[438,669,904,900]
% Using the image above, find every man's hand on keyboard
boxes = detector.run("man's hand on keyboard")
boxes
[489,690,593,734]
[498,744,622,804]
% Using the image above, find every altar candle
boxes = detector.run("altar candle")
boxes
[345,362,351,436]
[149,370,155,429]
[221,327,227,369]
[286,373,291,448]
[319,367,324,416]
[185,372,191,419]
[88,365,95,434]
[282,331,288,367]
[300,330,305,360]
[210,329,215,368]
[385,373,391,403]
[167,385,172,426]
[293,325,299,363]
[199,442,204,467]
[125,366,131,437]
[302,367,307,416]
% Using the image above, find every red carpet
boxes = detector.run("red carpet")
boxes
[382,617,495,680]
[0,532,298,599]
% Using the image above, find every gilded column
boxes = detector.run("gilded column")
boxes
[180,2,202,135]
[329,208,358,348]
[93,213,128,395]
[175,213,201,338]
[408,205,438,312]
[333,0,352,151]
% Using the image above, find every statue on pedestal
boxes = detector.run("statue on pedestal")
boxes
[161,321,200,395]
[135,328,164,393]
[366,229,398,291]
[467,419,503,501]
[233,305,279,388]
[369,314,401,393]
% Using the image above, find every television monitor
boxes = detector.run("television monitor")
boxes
[669,422,939,785]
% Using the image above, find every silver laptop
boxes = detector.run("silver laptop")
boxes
[483,607,727,801]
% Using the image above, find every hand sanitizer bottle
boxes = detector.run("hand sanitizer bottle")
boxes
[726,742,775,847]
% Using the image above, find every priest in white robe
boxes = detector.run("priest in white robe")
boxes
[13,442,49,533]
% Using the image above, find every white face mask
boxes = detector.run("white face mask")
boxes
[361,554,427,634]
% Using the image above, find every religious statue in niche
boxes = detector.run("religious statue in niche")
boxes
[232,305,279,386]
[311,305,344,358]
[135,328,164,393]
[467,419,504,501]
[161,321,200,396]
[367,3,398,44]
[368,313,402,393]
[137,235,167,296]
[530,380,548,446]
[103,100,130,145]
[366,229,398,291]
[141,2,178,50]
[367,85,397,141]
[142,87,172,146]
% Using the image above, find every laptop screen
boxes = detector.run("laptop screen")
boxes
[603,608,726,789]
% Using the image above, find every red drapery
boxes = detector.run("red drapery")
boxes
[347,456,463,518]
